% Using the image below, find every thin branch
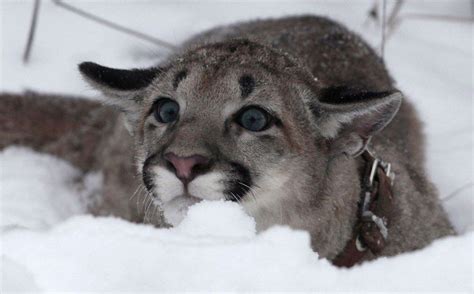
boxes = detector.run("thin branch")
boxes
[400,13,473,23]
[442,182,474,201]
[386,1,472,37]
[380,0,387,59]
[387,0,405,28]
[23,0,41,64]
[52,0,177,50]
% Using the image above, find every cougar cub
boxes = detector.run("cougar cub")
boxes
[3,15,454,265]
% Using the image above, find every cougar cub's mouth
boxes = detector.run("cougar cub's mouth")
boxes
[142,154,253,226]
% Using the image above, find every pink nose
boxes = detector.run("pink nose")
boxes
[164,152,210,182]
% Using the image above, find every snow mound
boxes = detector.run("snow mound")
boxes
[176,200,256,238]
[0,147,99,232]
[2,201,472,292]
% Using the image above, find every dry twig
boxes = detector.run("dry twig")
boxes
[23,0,41,63]
[52,0,176,50]
[23,0,176,64]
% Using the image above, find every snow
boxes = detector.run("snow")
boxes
[1,0,473,292]
[2,197,473,292]
[0,147,97,232]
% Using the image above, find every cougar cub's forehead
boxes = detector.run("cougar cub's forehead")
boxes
[141,40,314,131]
[177,39,301,73]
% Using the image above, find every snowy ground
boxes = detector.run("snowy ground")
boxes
[1,0,473,292]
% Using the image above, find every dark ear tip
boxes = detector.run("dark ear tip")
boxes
[78,61,99,75]
[78,62,159,91]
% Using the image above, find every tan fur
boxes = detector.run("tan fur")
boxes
[1,16,454,263]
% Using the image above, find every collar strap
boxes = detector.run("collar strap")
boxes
[332,150,395,268]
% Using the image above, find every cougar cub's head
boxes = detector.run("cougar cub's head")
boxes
[80,40,401,227]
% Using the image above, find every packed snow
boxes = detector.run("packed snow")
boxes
[0,147,101,232]
[1,198,472,292]
[1,0,473,292]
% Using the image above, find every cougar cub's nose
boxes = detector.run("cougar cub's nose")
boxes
[164,152,211,182]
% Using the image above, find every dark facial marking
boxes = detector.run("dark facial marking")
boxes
[319,86,392,104]
[142,154,159,193]
[224,162,252,202]
[173,69,188,89]
[239,75,255,98]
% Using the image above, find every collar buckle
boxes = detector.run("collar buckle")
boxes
[332,148,395,267]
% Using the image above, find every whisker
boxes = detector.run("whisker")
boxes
[144,193,154,215]
[237,180,258,205]
[136,185,147,213]
[144,191,156,224]
[141,192,150,215]
[230,191,241,204]
[129,185,142,201]
[149,204,158,224]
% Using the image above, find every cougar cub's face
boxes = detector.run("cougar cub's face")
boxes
[137,51,319,226]
[79,40,401,227]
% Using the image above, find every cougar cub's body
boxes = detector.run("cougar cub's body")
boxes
[3,16,453,263]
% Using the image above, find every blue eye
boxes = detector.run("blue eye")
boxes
[237,107,271,132]
[153,98,179,123]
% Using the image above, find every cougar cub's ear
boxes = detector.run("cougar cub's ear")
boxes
[78,62,160,133]
[311,87,402,156]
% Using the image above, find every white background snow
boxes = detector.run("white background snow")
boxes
[1,0,473,292]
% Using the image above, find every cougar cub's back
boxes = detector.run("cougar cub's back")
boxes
[79,15,453,263]
[184,16,424,166]
[185,16,392,89]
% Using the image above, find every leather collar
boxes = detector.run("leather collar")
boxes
[332,150,395,268]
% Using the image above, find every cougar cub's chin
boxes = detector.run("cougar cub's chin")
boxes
[151,166,225,225]
[79,15,454,265]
